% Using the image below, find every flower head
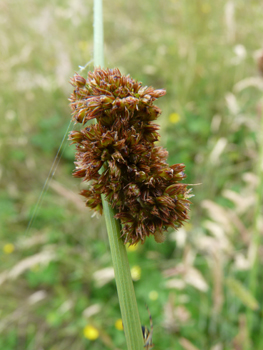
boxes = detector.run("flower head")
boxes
[69,67,192,245]
[115,318,124,331]
[83,325,99,340]
[3,243,15,254]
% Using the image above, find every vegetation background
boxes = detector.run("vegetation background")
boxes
[1,0,263,349]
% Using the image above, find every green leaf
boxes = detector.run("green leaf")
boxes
[226,278,259,310]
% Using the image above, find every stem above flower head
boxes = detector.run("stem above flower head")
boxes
[93,0,104,67]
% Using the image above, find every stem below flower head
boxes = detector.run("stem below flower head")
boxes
[101,194,144,350]
[93,1,144,349]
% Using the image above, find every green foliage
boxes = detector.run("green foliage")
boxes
[1,0,263,349]
[226,278,259,311]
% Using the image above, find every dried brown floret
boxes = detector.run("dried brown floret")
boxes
[69,67,192,245]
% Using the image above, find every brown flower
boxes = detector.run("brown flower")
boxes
[69,67,192,245]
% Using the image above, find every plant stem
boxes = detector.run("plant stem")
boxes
[93,0,104,67]
[102,196,145,350]
[93,1,144,349]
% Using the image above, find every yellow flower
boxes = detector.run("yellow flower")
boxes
[83,325,99,340]
[3,243,15,254]
[149,290,159,301]
[131,266,141,281]
[169,112,180,124]
[201,3,211,13]
[127,244,138,252]
[115,319,123,331]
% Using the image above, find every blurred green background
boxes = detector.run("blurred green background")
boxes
[1,0,263,349]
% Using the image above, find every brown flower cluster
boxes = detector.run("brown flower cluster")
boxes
[69,67,191,245]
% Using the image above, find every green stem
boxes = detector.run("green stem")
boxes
[102,195,144,350]
[93,0,104,67]
[93,1,144,349]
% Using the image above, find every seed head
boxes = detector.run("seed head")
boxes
[69,67,192,245]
